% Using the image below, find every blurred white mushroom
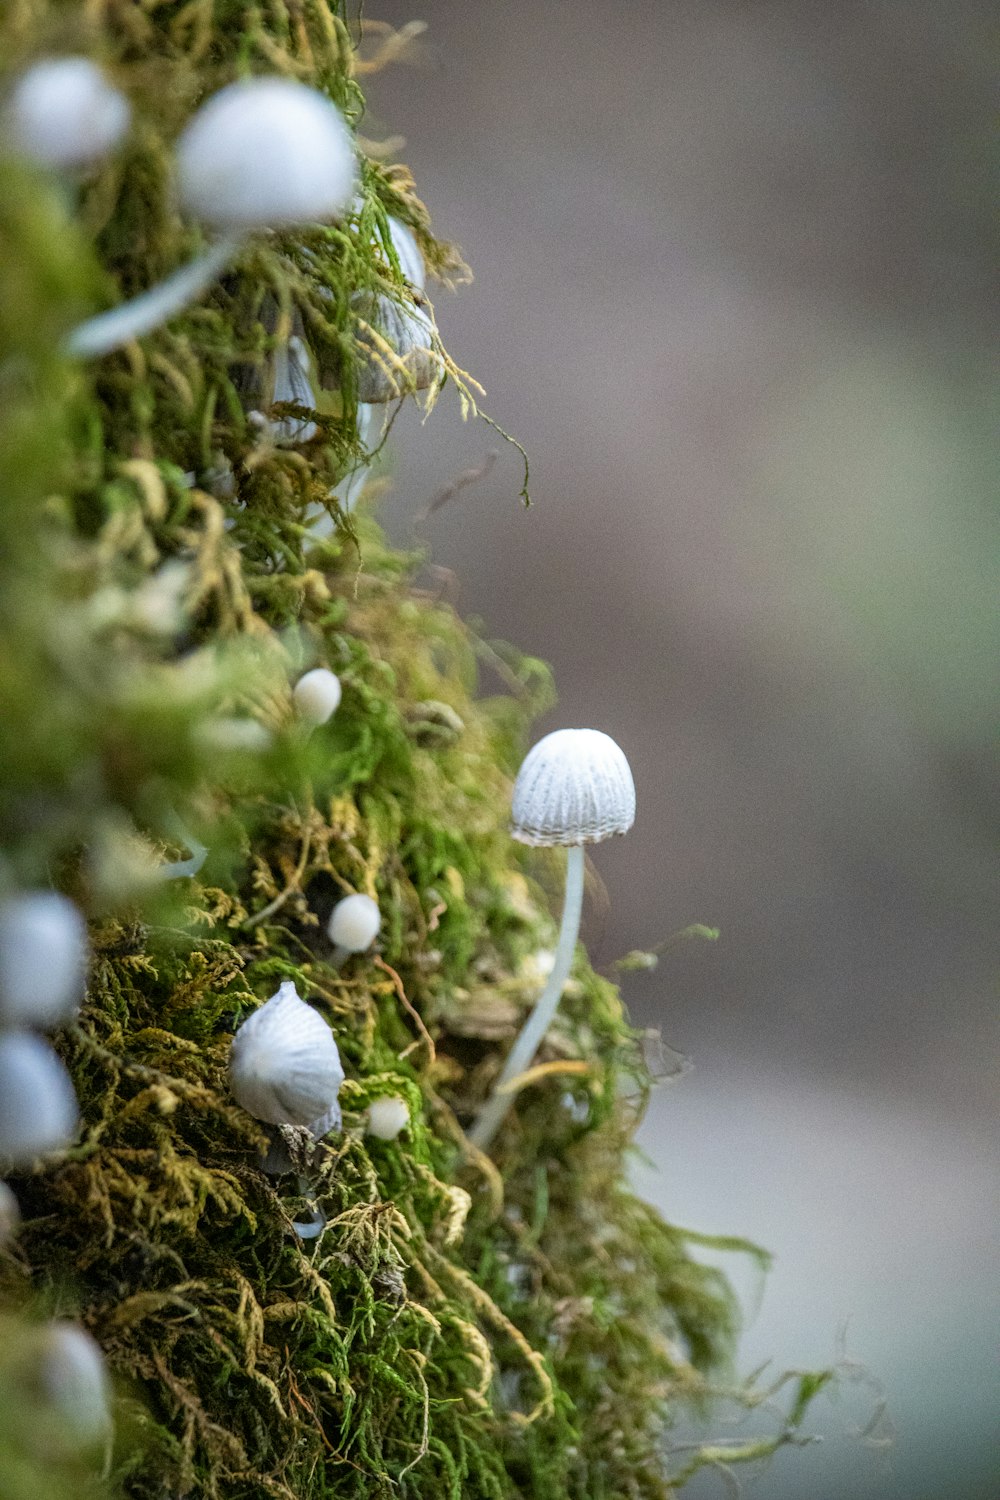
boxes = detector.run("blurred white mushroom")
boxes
[366,1095,409,1141]
[68,77,356,358]
[0,1032,80,1167]
[293,667,342,726]
[327,892,380,967]
[38,1322,112,1447]
[0,1180,20,1244]
[0,891,88,1030]
[176,77,356,232]
[5,56,130,169]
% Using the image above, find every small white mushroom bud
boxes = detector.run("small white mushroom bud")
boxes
[293,667,342,726]
[69,77,356,358]
[0,1180,21,1245]
[37,1322,112,1447]
[0,1033,80,1167]
[229,980,344,1135]
[176,77,357,231]
[327,893,380,967]
[366,1095,409,1141]
[470,728,635,1152]
[0,891,88,1030]
[5,57,130,169]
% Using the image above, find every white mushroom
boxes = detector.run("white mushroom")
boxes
[354,295,438,403]
[37,1322,112,1447]
[468,729,635,1151]
[0,890,88,1030]
[352,211,436,402]
[175,78,356,231]
[68,77,356,358]
[293,667,342,726]
[264,332,319,445]
[366,1095,409,1141]
[5,56,130,170]
[0,1180,20,1245]
[229,980,344,1134]
[0,1032,80,1167]
[384,217,425,291]
[327,893,380,967]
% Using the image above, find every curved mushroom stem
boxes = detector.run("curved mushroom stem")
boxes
[157,814,208,881]
[469,842,585,1152]
[66,233,242,358]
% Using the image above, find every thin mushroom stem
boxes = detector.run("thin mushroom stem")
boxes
[66,234,242,358]
[469,842,585,1151]
[157,814,208,881]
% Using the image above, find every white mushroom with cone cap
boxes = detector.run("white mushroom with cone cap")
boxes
[366,1095,409,1141]
[0,890,88,1030]
[468,728,635,1151]
[229,979,344,1135]
[0,1032,80,1167]
[5,56,130,170]
[293,667,342,726]
[68,77,357,358]
[327,892,380,967]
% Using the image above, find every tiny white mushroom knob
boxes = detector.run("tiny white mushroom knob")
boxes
[366,1095,409,1141]
[38,1323,112,1447]
[293,667,342,726]
[5,57,130,169]
[510,727,636,847]
[176,77,357,231]
[0,891,88,1030]
[229,980,344,1133]
[327,893,380,966]
[0,1033,80,1167]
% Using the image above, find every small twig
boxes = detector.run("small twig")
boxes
[412,449,498,527]
[373,954,435,1062]
[243,827,313,929]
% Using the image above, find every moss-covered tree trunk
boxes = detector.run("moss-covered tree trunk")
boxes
[0,5,826,1497]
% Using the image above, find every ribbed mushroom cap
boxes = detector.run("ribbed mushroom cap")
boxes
[510,728,636,847]
[228,980,344,1129]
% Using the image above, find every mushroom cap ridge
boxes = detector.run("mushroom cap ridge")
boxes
[510,728,636,847]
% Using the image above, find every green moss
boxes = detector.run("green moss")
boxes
[0,5,828,1497]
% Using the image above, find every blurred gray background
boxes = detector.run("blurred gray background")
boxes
[362,3,999,1496]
